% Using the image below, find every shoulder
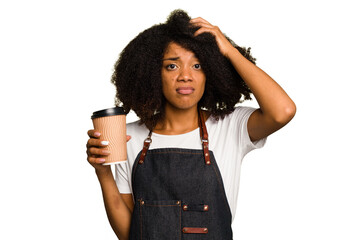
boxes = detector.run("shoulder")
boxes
[206,105,265,160]
[126,120,150,164]
[127,120,148,134]
[126,120,150,146]
[206,106,262,149]
[230,106,257,118]
[207,106,257,126]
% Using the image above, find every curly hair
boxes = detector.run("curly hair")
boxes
[111,9,256,130]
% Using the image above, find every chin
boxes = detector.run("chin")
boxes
[167,101,198,111]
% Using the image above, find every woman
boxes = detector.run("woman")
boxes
[86,10,296,240]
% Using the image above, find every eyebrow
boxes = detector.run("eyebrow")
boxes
[162,57,180,61]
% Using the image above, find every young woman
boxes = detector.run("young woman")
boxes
[86,10,296,240]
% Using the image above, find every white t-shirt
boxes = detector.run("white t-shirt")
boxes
[115,106,266,222]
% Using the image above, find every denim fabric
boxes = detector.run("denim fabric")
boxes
[129,146,233,240]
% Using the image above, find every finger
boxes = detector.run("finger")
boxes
[190,17,211,25]
[87,135,130,150]
[87,156,106,164]
[88,147,111,156]
[194,26,218,37]
[191,21,215,30]
[87,138,109,148]
[88,129,101,138]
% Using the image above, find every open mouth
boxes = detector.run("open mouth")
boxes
[176,87,194,95]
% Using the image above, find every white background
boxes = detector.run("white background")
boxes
[1,0,359,239]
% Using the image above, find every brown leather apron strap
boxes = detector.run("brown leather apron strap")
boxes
[139,110,211,165]
[199,110,211,165]
[138,131,152,165]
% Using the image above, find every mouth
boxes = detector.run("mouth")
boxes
[176,87,195,95]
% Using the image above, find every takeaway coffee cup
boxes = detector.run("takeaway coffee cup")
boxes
[91,107,127,165]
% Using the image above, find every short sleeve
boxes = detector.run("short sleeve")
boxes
[115,161,132,194]
[238,107,267,156]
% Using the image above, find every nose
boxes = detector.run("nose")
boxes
[177,67,192,82]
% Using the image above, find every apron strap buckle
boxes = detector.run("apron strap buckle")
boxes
[139,133,152,164]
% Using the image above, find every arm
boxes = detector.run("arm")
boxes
[96,169,133,240]
[226,49,296,141]
[191,18,296,141]
[87,130,134,240]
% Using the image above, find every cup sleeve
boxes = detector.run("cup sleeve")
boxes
[115,161,132,194]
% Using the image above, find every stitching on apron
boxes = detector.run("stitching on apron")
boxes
[179,202,181,240]
[139,200,143,240]
[143,204,179,207]
[148,151,203,155]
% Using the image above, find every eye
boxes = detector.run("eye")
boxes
[166,64,177,70]
[193,64,201,69]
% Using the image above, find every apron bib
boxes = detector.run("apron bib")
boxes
[129,111,233,239]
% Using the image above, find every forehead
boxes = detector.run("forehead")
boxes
[163,42,196,57]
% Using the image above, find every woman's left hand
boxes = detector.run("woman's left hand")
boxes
[190,17,235,58]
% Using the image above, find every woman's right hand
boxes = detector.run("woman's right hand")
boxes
[86,130,131,173]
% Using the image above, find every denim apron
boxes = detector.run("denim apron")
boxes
[129,111,233,239]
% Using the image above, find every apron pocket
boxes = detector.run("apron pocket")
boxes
[139,199,182,240]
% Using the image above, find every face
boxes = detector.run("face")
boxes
[161,42,206,112]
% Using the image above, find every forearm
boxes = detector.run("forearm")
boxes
[96,169,132,240]
[227,47,296,123]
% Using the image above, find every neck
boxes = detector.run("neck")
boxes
[153,104,199,135]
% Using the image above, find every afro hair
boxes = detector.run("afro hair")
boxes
[111,9,255,129]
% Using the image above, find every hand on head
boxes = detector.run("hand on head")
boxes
[190,17,235,58]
